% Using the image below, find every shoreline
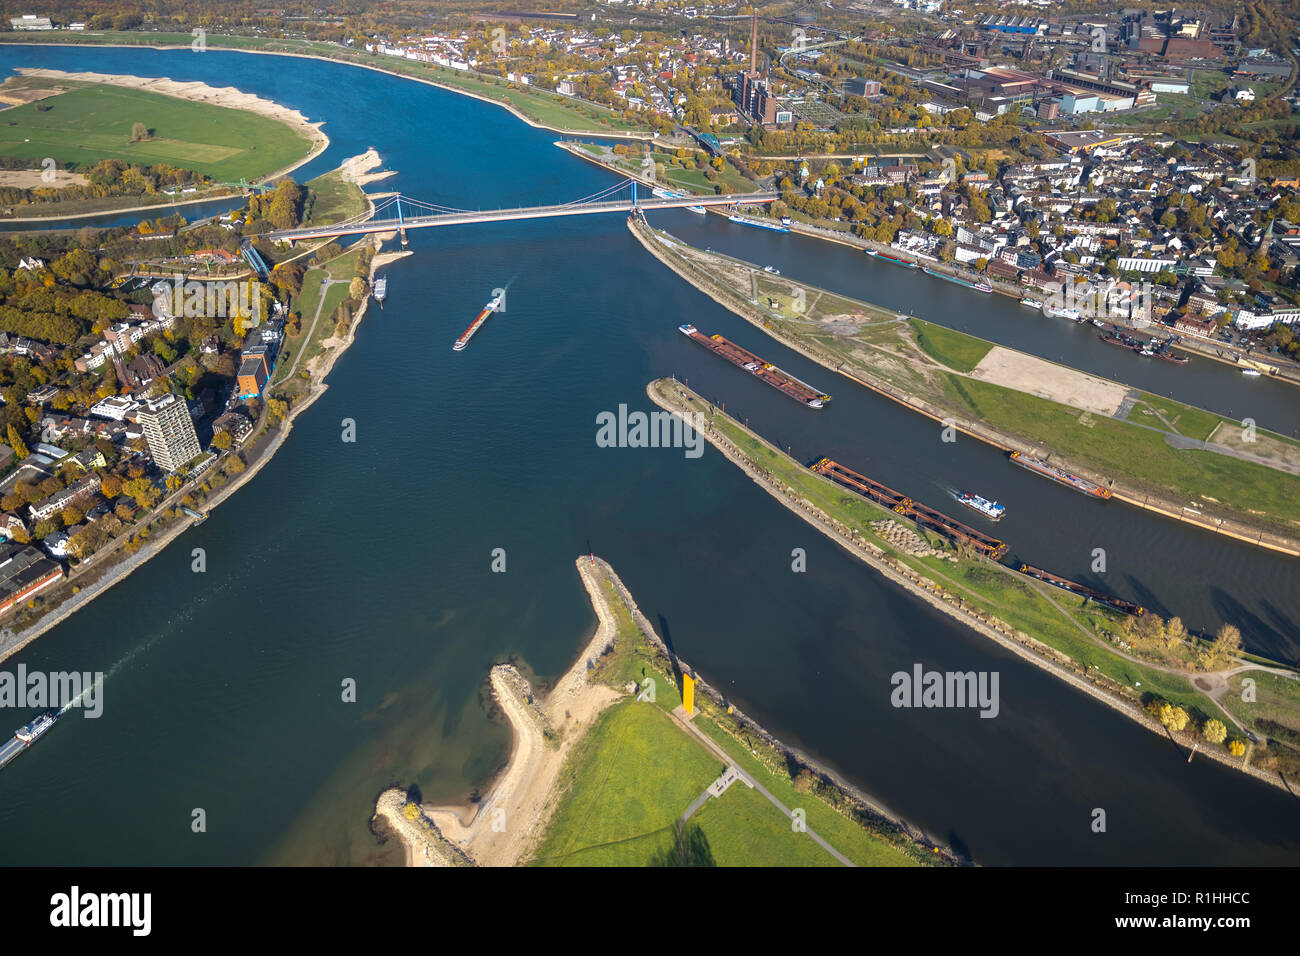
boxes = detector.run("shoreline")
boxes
[0,198,389,664]
[383,555,624,867]
[1,68,329,223]
[644,377,1290,795]
[627,216,1300,557]
[0,38,655,142]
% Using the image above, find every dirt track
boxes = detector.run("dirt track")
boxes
[969,346,1129,416]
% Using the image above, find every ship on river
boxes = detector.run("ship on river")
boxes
[453,291,504,352]
[921,266,993,293]
[867,249,919,269]
[373,276,387,308]
[728,213,789,233]
[0,709,59,771]
[1009,451,1112,499]
[651,186,706,214]
[679,324,830,408]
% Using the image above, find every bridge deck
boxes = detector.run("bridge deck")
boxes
[266,192,778,242]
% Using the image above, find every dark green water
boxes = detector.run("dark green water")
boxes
[0,47,1297,866]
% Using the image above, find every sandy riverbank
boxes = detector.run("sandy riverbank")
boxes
[380,556,623,867]
[646,376,1288,793]
[2,40,653,142]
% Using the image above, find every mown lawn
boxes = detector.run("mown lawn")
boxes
[943,375,1300,532]
[530,700,723,866]
[0,80,312,181]
[908,317,994,372]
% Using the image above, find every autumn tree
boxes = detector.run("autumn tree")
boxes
[1210,624,1242,668]
[6,424,28,461]
[1163,616,1187,651]
[122,477,160,509]
[1202,719,1227,745]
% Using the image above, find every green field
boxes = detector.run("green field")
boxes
[909,317,993,372]
[531,570,925,866]
[0,78,313,181]
[304,169,367,225]
[941,374,1300,532]
[531,701,725,866]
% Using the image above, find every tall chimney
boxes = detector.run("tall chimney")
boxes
[750,9,758,75]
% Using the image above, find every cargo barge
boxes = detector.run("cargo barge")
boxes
[452,291,504,352]
[373,276,387,308]
[1018,564,1144,616]
[1009,451,1112,499]
[0,709,59,771]
[812,458,1009,559]
[866,249,919,269]
[680,325,830,408]
[921,266,993,293]
[728,214,789,233]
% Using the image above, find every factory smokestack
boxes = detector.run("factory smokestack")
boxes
[750,9,757,75]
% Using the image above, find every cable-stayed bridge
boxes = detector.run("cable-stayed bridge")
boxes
[264,179,778,243]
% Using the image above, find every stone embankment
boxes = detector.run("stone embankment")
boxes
[645,377,1287,793]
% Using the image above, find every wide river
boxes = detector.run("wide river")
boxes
[0,46,1297,866]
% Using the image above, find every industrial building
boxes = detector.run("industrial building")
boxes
[0,543,63,617]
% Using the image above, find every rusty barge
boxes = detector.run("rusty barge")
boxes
[1018,564,1144,616]
[812,458,1009,560]
[680,324,831,408]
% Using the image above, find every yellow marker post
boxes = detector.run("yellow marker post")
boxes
[682,674,696,715]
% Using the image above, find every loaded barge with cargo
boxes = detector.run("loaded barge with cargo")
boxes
[1009,451,1112,499]
[806,458,1143,617]
[680,324,831,408]
[452,291,504,352]
[812,458,1009,559]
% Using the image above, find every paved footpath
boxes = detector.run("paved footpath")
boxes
[669,708,855,867]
